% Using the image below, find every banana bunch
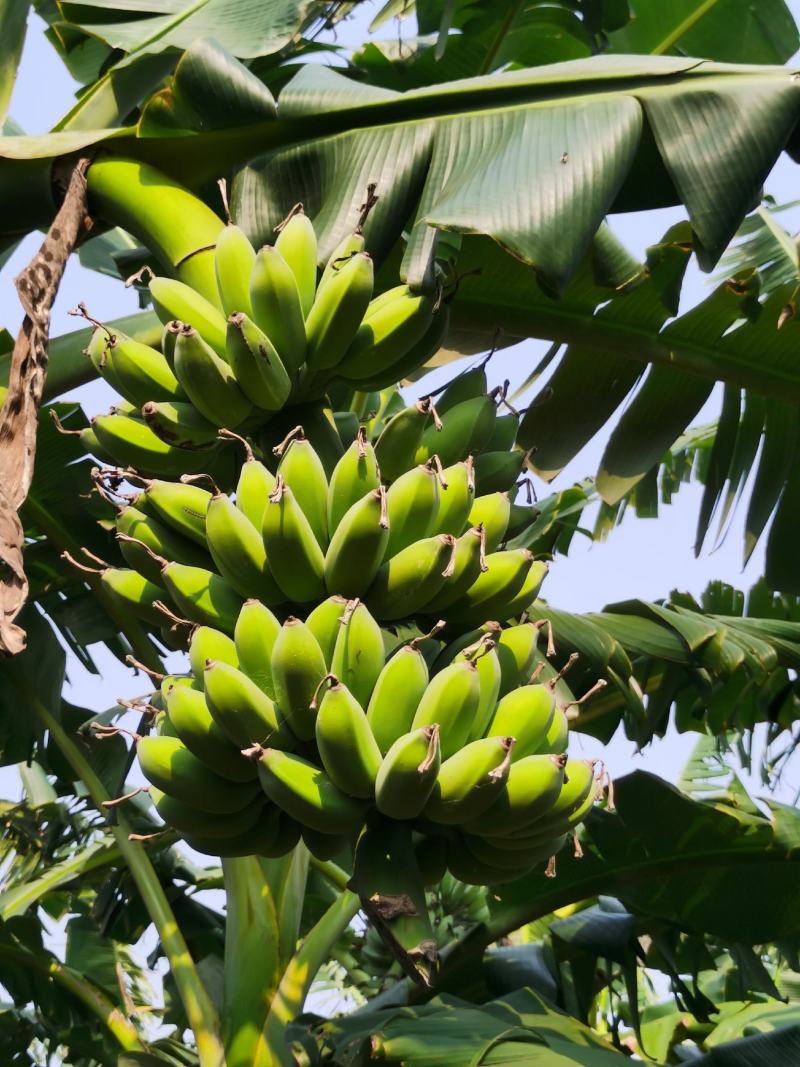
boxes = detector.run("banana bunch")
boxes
[76,198,450,478]
[96,399,544,630]
[132,599,601,894]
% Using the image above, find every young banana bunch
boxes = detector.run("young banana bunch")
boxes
[128,598,602,917]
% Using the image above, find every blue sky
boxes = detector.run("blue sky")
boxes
[2,2,800,796]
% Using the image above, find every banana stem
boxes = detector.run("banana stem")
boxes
[255,889,361,1067]
[22,682,227,1067]
[308,856,351,891]
[0,942,145,1051]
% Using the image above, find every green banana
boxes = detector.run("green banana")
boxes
[314,676,382,798]
[305,251,374,370]
[498,761,598,843]
[151,787,265,839]
[92,414,214,477]
[262,402,345,478]
[275,207,318,317]
[183,809,296,859]
[137,736,259,814]
[261,476,326,603]
[374,397,440,483]
[116,506,212,586]
[462,832,564,872]
[411,658,480,759]
[205,490,284,604]
[414,833,449,887]
[424,736,514,824]
[366,534,457,621]
[189,624,239,678]
[274,430,329,548]
[333,409,359,447]
[305,595,350,666]
[270,617,328,740]
[318,231,366,293]
[136,477,211,545]
[203,659,293,749]
[421,526,486,612]
[484,411,519,452]
[149,276,228,357]
[256,748,366,834]
[497,559,549,620]
[226,312,291,411]
[337,288,435,381]
[435,359,490,415]
[355,305,450,392]
[473,449,526,495]
[434,457,475,536]
[464,754,567,835]
[327,427,381,533]
[98,566,164,626]
[232,440,276,530]
[496,622,545,697]
[415,393,497,467]
[460,636,502,743]
[324,487,389,598]
[468,492,511,552]
[384,461,441,560]
[142,401,217,449]
[173,324,252,428]
[102,333,184,407]
[352,819,437,986]
[301,827,350,861]
[131,550,242,632]
[486,684,555,760]
[234,599,281,698]
[366,638,430,754]
[215,224,256,317]
[330,600,385,709]
[533,705,569,755]
[250,245,307,372]
[374,725,440,820]
[164,683,256,782]
[444,549,537,622]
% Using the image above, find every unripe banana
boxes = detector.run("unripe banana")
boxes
[324,488,390,598]
[496,622,543,697]
[446,833,526,886]
[149,276,228,357]
[327,427,381,533]
[496,559,549,620]
[226,312,291,411]
[205,490,284,605]
[275,208,318,317]
[305,595,349,666]
[366,638,430,753]
[499,761,598,843]
[183,809,296,859]
[274,430,329,548]
[161,321,178,368]
[355,305,450,392]
[486,684,555,760]
[464,754,567,835]
[444,549,538,624]
[315,676,382,798]
[116,506,212,586]
[424,736,514,824]
[233,444,276,530]
[189,624,238,678]
[92,414,214,478]
[366,534,457,621]
[352,819,437,986]
[333,409,360,448]
[257,748,367,834]
[173,323,252,428]
[234,599,281,698]
[462,832,565,872]
[375,725,440,820]
[411,659,480,759]
[414,832,449,887]
[142,401,218,449]
[152,787,265,839]
[137,478,211,545]
[164,683,256,782]
[262,476,326,603]
[137,736,260,814]
[473,449,526,495]
[261,402,344,478]
[86,327,126,394]
[384,461,441,560]
[101,332,184,407]
[99,567,164,626]
[421,526,486,612]
[374,397,440,483]
[337,288,435,381]
[270,617,328,740]
[485,412,519,452]
[250,245,307,372]
[203,659,293,749]
[318,231,366,293]
[434,457,475,536]
[161,561,244,633]
[436,361,489,415]
[533,705,569,755]
[460,637,502,742]
[305,251,374,370]
[215,223,256,317]
[330,600,385,709]
[415,393,497,467]
[301,827,349,861]
[468,492,511,552]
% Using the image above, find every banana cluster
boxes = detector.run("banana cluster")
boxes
[134,598,600,890]
[80,208,448,477]
[95,387,543,630]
